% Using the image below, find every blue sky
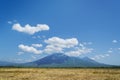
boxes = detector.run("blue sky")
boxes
[0,0,120,65]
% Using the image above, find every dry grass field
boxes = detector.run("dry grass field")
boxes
[0,68,120,80]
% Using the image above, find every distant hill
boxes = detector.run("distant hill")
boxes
[0,53,114,67]
[0,61,16,66]
[24,53,111,67]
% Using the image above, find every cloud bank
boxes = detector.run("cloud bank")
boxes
[18,37,93,57]
[44,37,78,54]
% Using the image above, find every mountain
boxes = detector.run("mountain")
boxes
[0,53,113,67]
[24,53,111,67]
[0,61,16,66]
[33,53,69,65]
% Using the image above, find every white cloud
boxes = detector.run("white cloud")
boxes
[107,48,114,53]
[17,37,93,57]
[45,37,78,48]
[32,35,46,39]
[108,50,113,53]
[65,46,93,57]
[112,40,118,43]
[17,52,24,55]
[64,43,93,57]
[31,55,37,59]
[44,37,93,56]
[8,21,12,24]
[12,23,49,35]
[91,54,110,60]
[79,43,86,49]
[83,42,92,45]
[44,37,78,54]
[90,58,96,60]
[32,44,42,48]
[44,45,63,54]
[18,44,42,54]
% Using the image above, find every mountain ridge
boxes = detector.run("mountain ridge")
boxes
[0,53,114,67]
[24,53,112,67]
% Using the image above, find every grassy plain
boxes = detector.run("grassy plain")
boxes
[0,68,120,80]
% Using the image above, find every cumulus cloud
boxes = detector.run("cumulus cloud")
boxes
[44,37,78,54]
[65,49,93,57]
[17,37,93,57]
[18,44,42,54]
[45,37,78,48]
[112,40,118,43]
[65,44,93,57]
[12,23,49,35]
[32,44,42,48]
[44,45,63,54]
[43,37,93,56]
[79,43,86,49]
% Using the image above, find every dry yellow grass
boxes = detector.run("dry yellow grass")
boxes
[0,68,120,80]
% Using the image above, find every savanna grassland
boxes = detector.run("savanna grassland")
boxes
[0,68,120,80]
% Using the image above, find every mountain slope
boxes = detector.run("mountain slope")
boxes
[0,61,16,66]
[34,53,69,65]
[0,53,112,67]
[25,53,110,67]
